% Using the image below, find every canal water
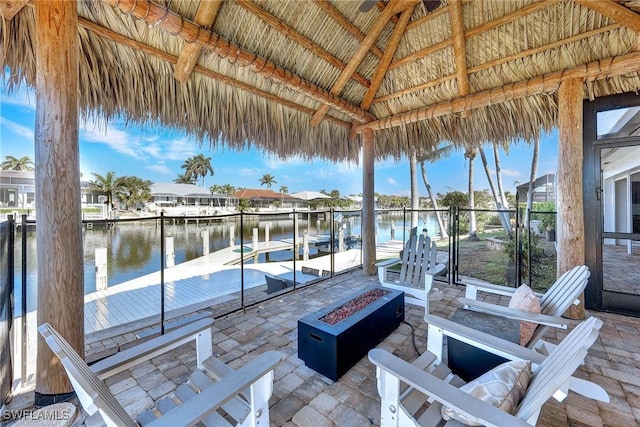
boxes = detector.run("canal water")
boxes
[11,211,442,314]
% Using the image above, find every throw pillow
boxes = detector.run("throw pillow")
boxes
[441,360,532,425]
[508,284,542,345]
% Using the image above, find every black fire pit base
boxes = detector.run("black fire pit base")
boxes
[298,288,404,381]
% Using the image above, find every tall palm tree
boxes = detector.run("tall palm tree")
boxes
[86,171,123,208]
[222,184,236,196]
[279,185,288,203]
[479,145,512,237]
[409,151,419,228]
[1,155,34,171]
[464,147,478,238]
[181,154,214,187]
[174,173,196,184]
[417,143,453,238]
[525,137,540,223]
[259,173,276,190]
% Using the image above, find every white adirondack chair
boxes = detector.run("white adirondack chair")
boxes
[377,228,447,309]
[369,316,606,427]
[39,318,283,427]
[458,264,590,352]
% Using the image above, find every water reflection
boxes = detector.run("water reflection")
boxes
[12,211,443,313]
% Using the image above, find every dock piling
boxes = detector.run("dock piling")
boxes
[95,248,108,291]
[166,236,175,268]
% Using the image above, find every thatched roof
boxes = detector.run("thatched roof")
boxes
[2,0,640,162]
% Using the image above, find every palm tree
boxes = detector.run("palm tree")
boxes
[464,147,478,239]
[117,176,152,211]
[479,145,512,237]
[417,143,453,238]
[259,173,276,190]
[525,137,540,223]
[409,151,419,227]
[174,173,196,184]
[209,184,223,195]
[86,171,123,208]
[1,155,34,171]
[279,185,288,203]
[222,184,236,196]
[181,154,214,187]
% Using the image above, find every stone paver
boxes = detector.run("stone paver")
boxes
[6,269,640,426]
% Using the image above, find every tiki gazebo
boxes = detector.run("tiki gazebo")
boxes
[2,0,640,403]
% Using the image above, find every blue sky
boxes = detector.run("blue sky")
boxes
[1,84,558,197]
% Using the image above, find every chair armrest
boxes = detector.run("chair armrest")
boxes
[424,314,546,366]
[459,298,570,328]
[91,318,214,379]
[368,349,530,427]
[425,263,446,277]
[462,278,545,299]
[376,257,401,269]
[146,351,283,427]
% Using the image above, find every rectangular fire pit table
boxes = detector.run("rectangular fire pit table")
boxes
[298,288,404,381]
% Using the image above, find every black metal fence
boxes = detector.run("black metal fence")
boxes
[0,217,14,406]
[0,204,555,389]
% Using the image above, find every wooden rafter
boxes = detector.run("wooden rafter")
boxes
[405,2,449,30]
[361,5,414,110]
[357,50,640,133]
[78,17,351,129]
[388,38,451,71]
[0,0,28,20]
[314,0,384,59]
[236,0,370,88]
[309,0,420,127]
[102,0,374,124]
[377,2,615,104]
[390,0,559,73]
[465,0,561,38]
[574,0,640,33]
[377,0,400,25]
[448,0,469,102]
[174,0,223,82]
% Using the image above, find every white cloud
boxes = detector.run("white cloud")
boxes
[80,121,141,159]
[1,90,36,110]
[500,169,521,177]
[146,164,172,175]
[0,117,35,140]
[387,177,399,186]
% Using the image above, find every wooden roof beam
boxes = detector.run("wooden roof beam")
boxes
[314,0,384,59]
[361,5,414,110]
[378,8,617,104]
[0,0,29,20]
[236,0,370,88]
[356,50,640,133]
[574,0,640,33]
[78,17,351,128]
[390,0,559,72]
[103,0,374,124]
[310,0,420,127]
[174,0,223,82]
[448,0,470,114]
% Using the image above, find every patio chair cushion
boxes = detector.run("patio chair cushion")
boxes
[441,360,532,426]
[508,285,541,345]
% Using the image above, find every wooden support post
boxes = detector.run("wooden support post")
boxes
[303,231,310,261]
[201,230,209,255]
[253,228,259,251]
[338,229,345,252]
[95,248,108,291]
[166,237,175,268]
[557,78,585,320]
[265,223,270,244]
[34,0,83,403]
[362,128,376,275]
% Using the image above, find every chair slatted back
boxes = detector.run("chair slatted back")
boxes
[398,232,435,288]
[539,265,590,316]
[39,324,138,427]
[528,265,590,346]
[516,316,602,422]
